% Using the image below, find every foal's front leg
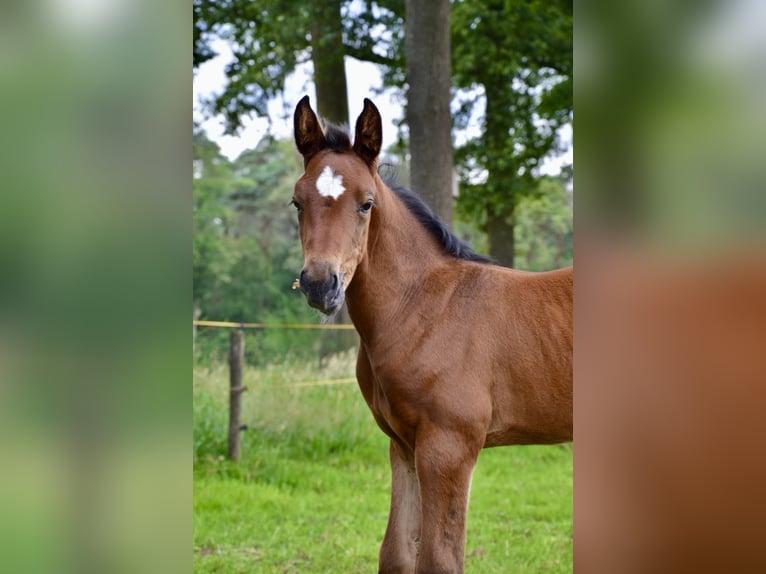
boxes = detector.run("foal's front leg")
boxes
[414,427,481,574]
[379,440,421,574]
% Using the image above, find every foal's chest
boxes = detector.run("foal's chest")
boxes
[356,360,420,449]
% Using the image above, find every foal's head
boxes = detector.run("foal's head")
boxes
[292,96,382,314]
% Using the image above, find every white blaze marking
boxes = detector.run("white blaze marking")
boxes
[315,165,345,200]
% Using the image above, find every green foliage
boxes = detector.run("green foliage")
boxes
[193,0,311,128]
[193,0,404,131]
[193,129,238,310]
[193,357,572,572]
[193,130,326,365]
[515,176,573,270]
[451,0,573,255]
[193,384,228,461]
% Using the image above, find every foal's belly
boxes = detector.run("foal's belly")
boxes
[483,364,573,447]
[484,389,573,446]
[484,424,573,447]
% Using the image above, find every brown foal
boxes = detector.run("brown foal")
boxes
[292,96,572,574]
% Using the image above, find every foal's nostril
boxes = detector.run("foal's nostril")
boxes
[300,268,307,280]
[331,271,339,289]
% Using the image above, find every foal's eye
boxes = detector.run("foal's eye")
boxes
[290,199,302,211]
[359,200,374,213]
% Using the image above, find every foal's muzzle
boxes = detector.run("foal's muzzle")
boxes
[299,265,344,315]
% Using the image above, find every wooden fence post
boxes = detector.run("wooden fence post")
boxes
[228,329,246,461]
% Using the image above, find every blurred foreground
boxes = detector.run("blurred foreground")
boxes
[576,0,766,571]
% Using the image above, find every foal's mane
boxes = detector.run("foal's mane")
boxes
[384,178,495,265]
[324,124,353,152]
[320,122,494,265]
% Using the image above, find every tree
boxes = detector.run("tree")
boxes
[193,0,404,128]
[405,0,454,225]
[194,0,346,124]
[311,2,350,123]
[193,127,238,317]
[193,129,308,321]
[452,0,572,266]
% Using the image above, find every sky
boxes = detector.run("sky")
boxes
[192,38,572,175]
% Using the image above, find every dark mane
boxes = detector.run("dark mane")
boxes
[385,178,495,265]
[323,123,352,152]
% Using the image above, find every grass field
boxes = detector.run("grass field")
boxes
[193,350,572,573]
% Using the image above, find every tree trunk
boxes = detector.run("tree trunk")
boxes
[405,0,453,226]
[483,81,517,267]
[311,1,349,125]
[487,210,516,268]
[311,0,355,353]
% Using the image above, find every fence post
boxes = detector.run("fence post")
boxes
[228,329,246,461]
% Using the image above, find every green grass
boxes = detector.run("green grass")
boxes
[194,351,572,573]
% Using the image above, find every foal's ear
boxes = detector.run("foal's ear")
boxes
[294,95,326,166]
[353,98,383,168]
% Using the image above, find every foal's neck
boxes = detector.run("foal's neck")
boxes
[345,177,450,340]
